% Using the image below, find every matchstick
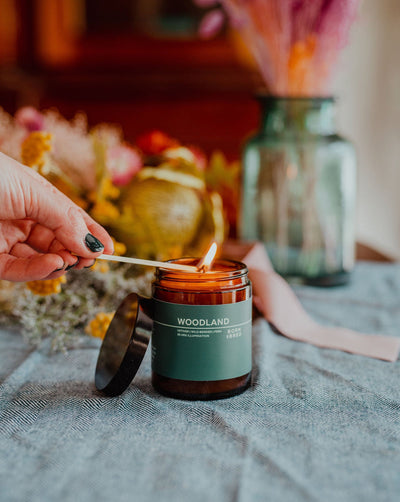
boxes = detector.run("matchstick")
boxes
[97,254,198,272]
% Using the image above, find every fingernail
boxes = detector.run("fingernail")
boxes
[66,258,79,271]
[85,234,104,253]
[54,266,65,272]
[84,260,96,269]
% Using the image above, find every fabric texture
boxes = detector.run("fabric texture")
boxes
[224,241,400,361]
[0,262,399,502]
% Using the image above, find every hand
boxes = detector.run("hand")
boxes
[0,152,114,281]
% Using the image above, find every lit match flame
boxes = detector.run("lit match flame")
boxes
[197,242,218,272]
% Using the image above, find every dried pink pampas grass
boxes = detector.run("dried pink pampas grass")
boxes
[196,0,361,95]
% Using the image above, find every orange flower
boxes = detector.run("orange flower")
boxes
[136,130,178,156]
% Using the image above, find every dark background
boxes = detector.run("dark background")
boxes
[0,0,262,159]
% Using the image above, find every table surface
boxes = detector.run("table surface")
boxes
[1,262,400,502]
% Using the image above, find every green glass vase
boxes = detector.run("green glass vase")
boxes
[240,96,357,286]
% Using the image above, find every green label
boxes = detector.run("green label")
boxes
[151,298,252,381]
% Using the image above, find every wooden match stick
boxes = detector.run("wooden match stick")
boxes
[97,254,198,272]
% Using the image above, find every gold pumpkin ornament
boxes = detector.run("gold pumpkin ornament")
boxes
[108,161,225,260]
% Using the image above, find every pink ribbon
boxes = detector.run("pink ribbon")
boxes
[223,241,400,362]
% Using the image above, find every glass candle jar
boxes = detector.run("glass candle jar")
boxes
[151,258,252,400]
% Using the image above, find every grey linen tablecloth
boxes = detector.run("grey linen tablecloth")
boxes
[1,262,400,502]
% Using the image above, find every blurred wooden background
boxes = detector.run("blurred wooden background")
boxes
[0,0,262,160]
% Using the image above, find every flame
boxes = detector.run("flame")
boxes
[197,242,218,272]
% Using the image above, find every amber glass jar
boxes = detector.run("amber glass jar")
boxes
[151,258,252,400]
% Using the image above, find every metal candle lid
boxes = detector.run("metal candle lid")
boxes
[95,293,153,397]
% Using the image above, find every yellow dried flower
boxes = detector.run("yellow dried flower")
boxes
[85,312,114,339]
[92,261,110,273]
[26,275,66,296]
[91,200,120,223]
[101,178,120,200]
[111,237,127,256]
[21,132,52,174]
[88,178,120,204]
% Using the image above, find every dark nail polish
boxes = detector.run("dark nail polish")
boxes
[66,258,79,271]
[54,266,64,272]
[85,234,104,253]
[84,260,96,269]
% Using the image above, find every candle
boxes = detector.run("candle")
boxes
[95,244,252,400]
[151,257,252,400]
